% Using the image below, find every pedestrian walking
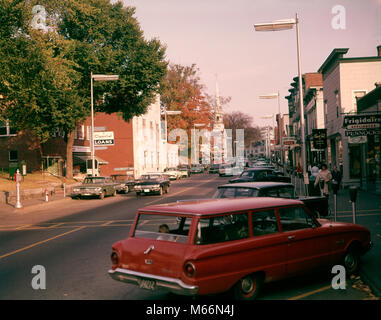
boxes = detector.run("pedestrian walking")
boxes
[314,164,332,198]
[331,165,342,188]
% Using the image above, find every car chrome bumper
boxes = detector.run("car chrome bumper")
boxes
[108,268,198,296]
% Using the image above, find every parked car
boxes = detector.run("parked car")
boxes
[191,164,204,174]
[178,165,191,177]
[208,163,221,174]
[134,173,170,196]
[229,168,291,184]
[111,174,135,193]
[108,198,372,300]
[71,176,117,199]
[214,182,329,217]
[164,167,182,180]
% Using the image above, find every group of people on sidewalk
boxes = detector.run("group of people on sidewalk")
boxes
[295,163,342,198]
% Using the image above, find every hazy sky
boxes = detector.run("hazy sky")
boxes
[120,0,381,127]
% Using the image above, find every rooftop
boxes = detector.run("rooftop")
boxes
[139,197,303,216]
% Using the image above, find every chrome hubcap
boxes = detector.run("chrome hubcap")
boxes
[241,277,255,294]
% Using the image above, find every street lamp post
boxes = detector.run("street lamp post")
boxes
[255,13,307,189]
[259,92,284,170]
[90,73,119,177]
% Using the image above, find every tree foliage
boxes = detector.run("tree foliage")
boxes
[223,111,262,147]
[0,0,167,177]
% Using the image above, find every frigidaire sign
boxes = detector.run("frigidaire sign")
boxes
[343,114,381,129]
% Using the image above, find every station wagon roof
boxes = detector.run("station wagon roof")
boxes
[218,182,294,189]
[139,197,303,216]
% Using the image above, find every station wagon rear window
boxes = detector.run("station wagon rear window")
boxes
[133,214,191,243]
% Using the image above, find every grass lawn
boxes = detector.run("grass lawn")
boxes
[0,171,77,192]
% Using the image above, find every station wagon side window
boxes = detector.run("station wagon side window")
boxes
[217,188,236,198]
[278,186,295,199]
[195,213,249,245]
[252,210,279,236]
[134,214,191,243]
[278,207,315,232]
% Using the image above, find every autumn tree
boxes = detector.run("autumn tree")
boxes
[160,63,211,136]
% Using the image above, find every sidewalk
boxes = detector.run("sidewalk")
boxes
[292,174,381,297]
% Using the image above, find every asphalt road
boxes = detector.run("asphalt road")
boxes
[0,173,377,300]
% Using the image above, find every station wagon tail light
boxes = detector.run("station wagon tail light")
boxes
[184,262,196,277]
[111,251,119,265]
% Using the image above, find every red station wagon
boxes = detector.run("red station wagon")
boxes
[108,198,372,300]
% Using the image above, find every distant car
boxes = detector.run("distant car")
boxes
[214,182,329,217]
[71,176,117,199]
[111,174,135,193]
[109,198,372,300]
[134,173,170,196]
[164,167,182,180]
[178,165,191,177]
[229,168,291,184]
[208,164,220,174]
[191,164,204,174]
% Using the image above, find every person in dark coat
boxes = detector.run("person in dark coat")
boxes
[331,165,342,187]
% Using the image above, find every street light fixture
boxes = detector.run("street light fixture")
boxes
[90,72,119,177]
[254,13,306,185]
[259,92,283,170]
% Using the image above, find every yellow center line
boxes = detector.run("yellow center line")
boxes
[287,285,332,300]
[0,226,86,260]
[101,221,113,226]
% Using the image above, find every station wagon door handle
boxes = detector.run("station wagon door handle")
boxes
[288,235,296,240]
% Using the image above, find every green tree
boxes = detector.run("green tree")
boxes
[0,0,167,178]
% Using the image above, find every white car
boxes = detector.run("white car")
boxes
[165,167,182,180]
[219,164,243,177]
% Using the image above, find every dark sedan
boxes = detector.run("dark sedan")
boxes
[229,168,291,184]
[134,173,170,196]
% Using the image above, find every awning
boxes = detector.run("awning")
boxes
[73,155,109,165]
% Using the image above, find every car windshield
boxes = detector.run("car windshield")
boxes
[133,213,191,243]
[84,177,106,184]
[140,174,160,180]
[213,188,258,198]
[240,171,254,177]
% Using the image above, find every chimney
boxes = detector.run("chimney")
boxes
[377,45,381,57]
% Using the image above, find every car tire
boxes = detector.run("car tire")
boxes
[232,273,262,300]
[99,191,105,200]
[343,248,360,275]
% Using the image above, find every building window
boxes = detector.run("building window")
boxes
[9,150,18,162]
[74,125,84,140]
[353,90,367,113]
[0,120,17,137]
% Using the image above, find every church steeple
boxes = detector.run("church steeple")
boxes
[213,75,224,131]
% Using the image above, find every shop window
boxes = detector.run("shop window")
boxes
[349,145,361,179]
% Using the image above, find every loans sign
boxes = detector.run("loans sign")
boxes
[94,131,114,146]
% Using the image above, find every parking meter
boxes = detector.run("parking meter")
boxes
[349,186,358,203]
[349,186,358,224]
[332,180,339,195]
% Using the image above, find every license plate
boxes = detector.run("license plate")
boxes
[144,189,150,192]
[138,279,156,290]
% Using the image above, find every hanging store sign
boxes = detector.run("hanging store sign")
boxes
[282,138,297,145]
[94,131,114,146]
[343,114,381,128]
[345,129,380,137]
[312,129,327,149]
